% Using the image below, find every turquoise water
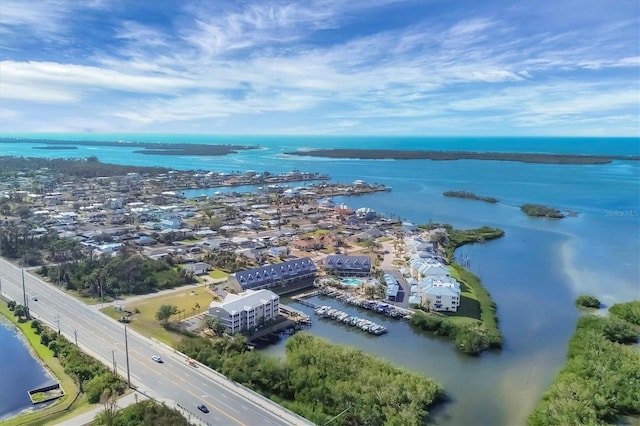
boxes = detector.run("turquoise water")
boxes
[341,278,363,286]
[1,134,638,424]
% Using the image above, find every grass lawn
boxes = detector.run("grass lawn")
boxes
[100,285,214,347]
[0,302,91,426]
[208,269,228,279]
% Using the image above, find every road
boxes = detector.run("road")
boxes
[0,258,312,426]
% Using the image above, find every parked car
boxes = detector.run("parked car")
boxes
[151,355,163,363]
[197,404,209,413]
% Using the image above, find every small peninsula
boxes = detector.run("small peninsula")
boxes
[443,191,499,203]
[285,149,640,164]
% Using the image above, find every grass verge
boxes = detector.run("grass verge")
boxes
[100,285,214,347]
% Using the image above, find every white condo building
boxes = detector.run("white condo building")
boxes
[208,289,280,334]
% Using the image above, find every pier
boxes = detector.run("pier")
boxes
[314,306,388,335]
[317,287,413,320]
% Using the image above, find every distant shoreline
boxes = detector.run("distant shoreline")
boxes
[1,138,259,156]
[285,149,640,164]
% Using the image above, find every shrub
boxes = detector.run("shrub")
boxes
[575,295,601,309]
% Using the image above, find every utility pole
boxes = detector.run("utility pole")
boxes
[74,329,78,345]
[124,325,131,388]
[100,283,104,308]
[55,315,60,334]
[112,350,117,375]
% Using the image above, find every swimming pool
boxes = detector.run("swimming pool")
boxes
[341,278,363,286]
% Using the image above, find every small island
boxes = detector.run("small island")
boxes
[285,148,640,164]
[32,145,78,150]
[443,191,499,203]
[521,203,566,219]
[1,137,260,157]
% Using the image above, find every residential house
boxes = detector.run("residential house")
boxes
[184,262,211,276]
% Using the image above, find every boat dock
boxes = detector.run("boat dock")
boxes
[318,287,413,320]
[314,305,388,336]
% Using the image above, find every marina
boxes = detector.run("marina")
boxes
[313,306,388,335]
[317,287,413,320]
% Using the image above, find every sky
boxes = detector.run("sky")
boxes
[0,0,639,136]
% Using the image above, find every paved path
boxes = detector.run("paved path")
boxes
[56,392,149,426]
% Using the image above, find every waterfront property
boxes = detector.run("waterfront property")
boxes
[207,289,280,334]
[227,258,317,295]
[324,255,371,277]
[409,276,461,312]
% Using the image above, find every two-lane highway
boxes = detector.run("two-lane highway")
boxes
[0,258,312,426]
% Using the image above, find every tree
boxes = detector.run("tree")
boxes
[576,295,601,309]
[13,304,27,321]
[206,317,226,336]
[155,305,178,325]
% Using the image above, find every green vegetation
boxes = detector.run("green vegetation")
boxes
[155,304,179,325]
[0,223,83,266]
[39,251,195,299]
[0,301,121,426]
[443,190,499,203]
[202,249,254,272]
[521,203,565,218]
[179,333,444,426]
[528,301,640,425]
[575,294,601,309]
[0,155,170,177]
[94,399,192,426]
[101,285,213,346]
[409,226,504,354]
[609,300,640,325]
[208,268,228,279]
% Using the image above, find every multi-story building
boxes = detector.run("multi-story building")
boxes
[207,289,279,334]
[227,257,317,295]
[324,255,371,277]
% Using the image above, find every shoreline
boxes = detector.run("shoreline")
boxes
[0,137,260,157]
[285,149,640,164]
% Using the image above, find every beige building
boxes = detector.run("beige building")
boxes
[207,289,280,334]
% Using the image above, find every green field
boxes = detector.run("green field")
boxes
[101,285,215,346]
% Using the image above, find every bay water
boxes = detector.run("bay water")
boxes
[0,135,638,424]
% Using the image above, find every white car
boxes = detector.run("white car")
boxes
[151,355,163,363]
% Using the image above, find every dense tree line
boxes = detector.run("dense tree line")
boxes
[608,300,640,325]
[178,333,444,425]
[0,224,83,266]
[39,251,195,297]
[94,400,192,426]
[410,311,501,355]
[520,203,565,218]
[528,301,640,425]
[0,155,170,178]
[29,319,126,403]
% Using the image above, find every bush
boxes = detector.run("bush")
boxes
[609,301,640,326]
[529,308,640,425]
[575,295,601,309]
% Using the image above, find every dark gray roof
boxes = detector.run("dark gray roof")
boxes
[234,258,317,289]
[325,255,371,270]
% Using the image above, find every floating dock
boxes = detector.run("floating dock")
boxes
[314,306,388,336]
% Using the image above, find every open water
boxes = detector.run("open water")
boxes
[0,134,638,424]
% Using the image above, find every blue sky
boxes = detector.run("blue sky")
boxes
[0,0,638,136]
